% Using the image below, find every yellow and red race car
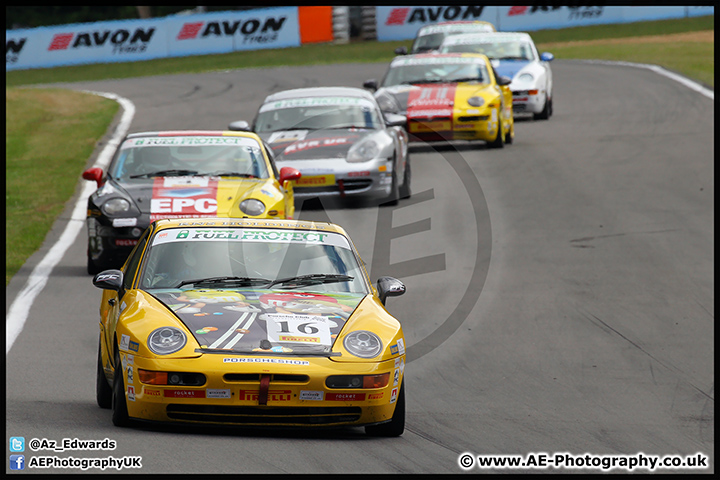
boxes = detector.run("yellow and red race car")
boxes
[92,217,407,436]
[363,53,514,147]
[82,130,301,274]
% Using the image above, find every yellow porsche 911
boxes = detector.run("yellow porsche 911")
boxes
[92,217,407,436]
[363,52,514,148]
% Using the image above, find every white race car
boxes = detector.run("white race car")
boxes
[440,32,554,120]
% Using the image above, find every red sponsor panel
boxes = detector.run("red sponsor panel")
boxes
[149,177,219,221]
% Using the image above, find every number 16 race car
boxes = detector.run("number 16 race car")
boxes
[92,217,407,436]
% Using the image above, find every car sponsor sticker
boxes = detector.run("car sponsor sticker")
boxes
[144,388,161,397]
[326,393,366,402]
[127,386,135,402]
[300,390,324,401]
[397,338,405,355]
[151,227,352,250]
[391,56,483,67]
[264,313,333,346]
[112,217,137,227]
[268,130,309,143]
[126,366,134,385]
[239,389,292,402]
[390,387,398,403]
[222,358,310,365]
[409,121,452,133]
[119,334,130,352]
[368,392,384,400]
[164,389,206,398]
[295,174,336,187]
[150,177,219,221]
[115,239,138,247]
[393,368,400,386]
[124,136,261,148]
[283,137,354,155]
[259,97,375,112]
[129,341,139,352]
[207,389,232,399]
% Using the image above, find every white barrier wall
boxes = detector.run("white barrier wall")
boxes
[6,7,301,71]
[374,5,714,41]
[6,6,715,71]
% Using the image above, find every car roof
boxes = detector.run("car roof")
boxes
[152,217,350,236]
[125,130,263,140]
[443,32,533,44]
[417,20,496,34]
[391,52,490,65]
[263,87,376,104]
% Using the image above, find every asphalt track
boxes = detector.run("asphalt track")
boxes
[6,60,714,474]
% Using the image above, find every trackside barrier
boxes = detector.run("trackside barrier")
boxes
[374,5,714,41]
[6,6,333,71]
[6,6,714,71]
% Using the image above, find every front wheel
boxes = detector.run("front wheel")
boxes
[111,347,131,427]
[534,94,552,120]
[365,383,405,437]
[96,337,112,409]
[486,111,505,149]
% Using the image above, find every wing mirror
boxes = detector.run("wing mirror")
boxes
[394,46,408,55]
[363,79,378,92]
[82,167,104,188]
[497,75,512,86]
[279,166,301,185]
[377,276,406,305]
[540,52,554,62]
[93,269,124,291]
[228,120,251,131]
[384,113,407,128]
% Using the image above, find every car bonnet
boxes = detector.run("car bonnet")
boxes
[150,288,366,354]
[260,128,376,161]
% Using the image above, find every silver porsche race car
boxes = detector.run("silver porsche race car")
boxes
[229,87,411,206]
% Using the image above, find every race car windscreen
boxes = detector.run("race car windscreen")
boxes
[382,58,490,86]
[254,97,384,133]
[139,227,370,295]
[109,136,269,180]
[441,39,535,61]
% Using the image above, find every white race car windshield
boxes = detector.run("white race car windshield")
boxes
[255,97,383,132]
[140,227,369,295]
[110,136,269,180]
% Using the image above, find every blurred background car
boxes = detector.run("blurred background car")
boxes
[439,31,554,120]
[229,87,410,207]
[81,131,300,274]
[394,20,497,55]
[363,53,514,147]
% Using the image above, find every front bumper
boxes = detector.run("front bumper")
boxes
[281,158,394,201]
[122,353,404,428]
[511,90,546,115]
[87,217,146,268]
[407,112,500,142]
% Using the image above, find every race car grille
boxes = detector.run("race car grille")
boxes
[223,373,309,383]
[297,179,372,194]
[166,404,362,425]
[410,116,451,122]
[458,116,489,122]
[513,104,527,112]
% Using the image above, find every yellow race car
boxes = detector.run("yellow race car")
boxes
[363,52,515,148]
[92,217,407,436]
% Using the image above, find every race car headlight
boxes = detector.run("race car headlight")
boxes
[518,73,535,82]
[467,96,485,107]
[101,198,130,216]
[147,327,187,355]
[239,199,265,216]
[343,330,383,358]
[347,140,380,163]
[376,92,400,113]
